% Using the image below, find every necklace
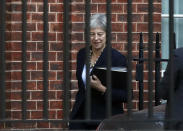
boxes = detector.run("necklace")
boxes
[89,47,104,69]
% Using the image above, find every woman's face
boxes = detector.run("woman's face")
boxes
[90,28,106,51]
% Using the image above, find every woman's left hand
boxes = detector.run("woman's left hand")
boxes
[90,75,106,93]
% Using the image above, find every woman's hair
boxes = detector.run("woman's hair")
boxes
[90,14,106,31]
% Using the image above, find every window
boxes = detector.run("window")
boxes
[161,0,183,69]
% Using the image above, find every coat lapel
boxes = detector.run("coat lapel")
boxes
[94,47,107,68]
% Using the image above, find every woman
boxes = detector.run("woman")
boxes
[69,14,127,130]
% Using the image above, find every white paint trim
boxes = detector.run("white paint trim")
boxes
[161,14,183,18]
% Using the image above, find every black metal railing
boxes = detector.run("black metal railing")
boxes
[0,0,177,130]
[0,0,6,120]
[21,0,28,120]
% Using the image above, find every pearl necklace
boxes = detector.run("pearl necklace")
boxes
[90,48,104,69]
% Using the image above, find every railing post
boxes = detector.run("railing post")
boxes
[127,0,133,117]
[155,32,161,106]
[0,0,6,119]
[21,0,28,120]
[85,0,91,120]
[173,32,176,49]
[136,33,144,110]
[63,0,71,121]
[148,0,154,118]
[106,0,112,118]
[43,0,49,119]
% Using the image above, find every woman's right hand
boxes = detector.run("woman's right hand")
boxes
[90,75,106,93]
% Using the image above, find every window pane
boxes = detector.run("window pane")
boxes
[162,0,183,14]
[161,0,183,70]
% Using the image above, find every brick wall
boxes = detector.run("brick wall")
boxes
[1,0,161,130]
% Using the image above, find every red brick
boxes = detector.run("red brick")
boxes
[91,4,98,13]
[112,23,123,32]
[49,101,62,109]
[111,4,123,13]
[71,43,85,50]
[32,13,43,22]
[11,111,22,119]
[50,123,65,128]
[6,42,21,51]
[48,91,56,99]
[6,23,21,31]
[124,23,137,32]
[6,32,30,41]
[50,62,62,70]
[37,122,49,128]
[57,33,63,41]
[117,33,127,42]
[6,3,21,12]
[57,13,63,22]
[56,91,63,99]
[31,111,43,119]
[31,52,43,61]
[27,62,37,70]
[27,81,37,90]
[8,122,36,129]
[70,61,77,70]
[117,0,127,2]
[57,110,63,119]
[6,101,21,110]
[56,71,64,80]
[98,4,106,13]
[137,4,148,13]
[27,4,37,12]
[50,42,63,51]
[31,71,43,80]
[6,72,20,81]
[72,23,84,32]
[48,52,57,61]
[6,62,21,70]
[37,101,43,110]
[37,62,43,70]
[92,0,106,3]
[144,14,161,23]
[71,33,84,42]
[137,23,148,32]
[37,4,43,12]
[31,91,43,100]
[71,4,85,13]
[48,13,56,22]
[27,42,37,51]
[71,14,84,22]
[37,42,43,51]
[50,4,63,12]
[49,81,63,90]
[49,33,57,41]
[123,4,137,13]
[49,110,57,119]
[50,23,63,32]
[6,82,21,91]
[49,71,57,80]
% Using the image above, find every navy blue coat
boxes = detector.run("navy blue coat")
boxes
[159,47,183,130]
[69,47,127,129]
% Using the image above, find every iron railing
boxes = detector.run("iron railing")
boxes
[0,0,177,130]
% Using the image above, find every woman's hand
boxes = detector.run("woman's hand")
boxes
[90,75,106,93]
